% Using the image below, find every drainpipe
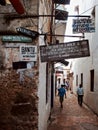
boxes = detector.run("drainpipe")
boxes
[50,1,55,109]
[50,0,54,43]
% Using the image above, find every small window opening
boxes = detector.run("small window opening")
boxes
[91,6,95,18]
[76,75,78,86]
[90,69,94,92]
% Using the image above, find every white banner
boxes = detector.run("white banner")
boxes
[72,19,95,33]
[20,45,37,61]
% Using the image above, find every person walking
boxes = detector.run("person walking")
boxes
[77,84,84,106]
[64,81,69,91]
[57,82,61,96]
[58,84,66,108]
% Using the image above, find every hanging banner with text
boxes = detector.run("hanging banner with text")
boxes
[40,40,90,62]
[20,45,37,61]
[72,19,95,33]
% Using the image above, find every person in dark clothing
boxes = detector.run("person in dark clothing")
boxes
[58,85,66,108]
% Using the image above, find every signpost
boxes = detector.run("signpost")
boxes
[20,45,37,61]
[2,35,32,42]
[40,40,90,62]
[72,19,95,33]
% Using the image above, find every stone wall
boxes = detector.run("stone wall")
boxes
[0,69,38,130]
[0,0,39,129]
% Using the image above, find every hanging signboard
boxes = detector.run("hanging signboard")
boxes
[72,19,95,33]
[2,35,32,43]
[53,0,70,5]
[55,9,68,20]
[16,27,39,38]
[20,45,37,61]
[40,40,90,62]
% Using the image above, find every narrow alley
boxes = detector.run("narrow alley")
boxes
[47,91,98,130]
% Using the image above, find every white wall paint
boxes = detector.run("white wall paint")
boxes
[38,1,52,129]
[70,0,98,114]
[38,62,51,130]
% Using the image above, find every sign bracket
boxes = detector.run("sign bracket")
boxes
[4,14,91,20]
[0,30,84,38]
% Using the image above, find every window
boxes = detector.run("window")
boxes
[46,63,48,103]
[90,69,94,92]
[13,61,27,70]
[74,5,79,14]
[76,75,78,86]
[46,63,51,104]
[91,6,95,18]
[58,78,61,84]
[81,73,83,87]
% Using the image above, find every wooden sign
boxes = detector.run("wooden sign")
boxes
[16,27,39,38]
[2,35,32,43]
[40,40,90,62]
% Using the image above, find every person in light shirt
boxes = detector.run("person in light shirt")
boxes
[77,84,84,106]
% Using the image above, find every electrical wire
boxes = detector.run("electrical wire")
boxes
[1,1,83,41]
[80,4,98,15]
[22,0,51,35]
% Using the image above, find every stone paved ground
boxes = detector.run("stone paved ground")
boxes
[47,91,98,130]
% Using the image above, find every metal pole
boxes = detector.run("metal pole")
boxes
[4,14,91,19]
[39,33,84,38]
[0,30,84,38]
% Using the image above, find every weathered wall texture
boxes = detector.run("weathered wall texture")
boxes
[0,69,38,130]
[38,0,53,130]
[0,0,39,130]
[0,0,38,31]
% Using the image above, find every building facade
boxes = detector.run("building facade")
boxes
[70,0,98,115]
[0,0,70,130]
[38,0,53,129]
[0,0,53,130]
